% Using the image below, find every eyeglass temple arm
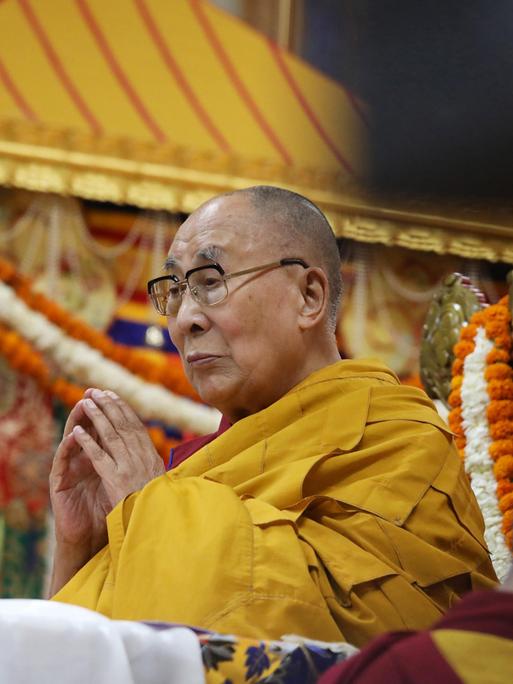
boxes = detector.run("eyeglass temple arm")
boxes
[281,258,308,268]
[224,258,308,281]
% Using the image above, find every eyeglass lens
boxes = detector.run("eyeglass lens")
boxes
[151,267,228,315]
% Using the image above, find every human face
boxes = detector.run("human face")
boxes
[166,195,308,422]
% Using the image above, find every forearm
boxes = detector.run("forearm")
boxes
[48,541,96,597]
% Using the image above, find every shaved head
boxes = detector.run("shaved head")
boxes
[222,185,342,330]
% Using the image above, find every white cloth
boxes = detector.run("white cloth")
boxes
[0,599,205,684]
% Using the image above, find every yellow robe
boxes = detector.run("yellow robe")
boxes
[53,360,497,646]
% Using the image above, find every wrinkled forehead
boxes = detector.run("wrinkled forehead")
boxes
[166,196,267,271]
[164,242,226,272]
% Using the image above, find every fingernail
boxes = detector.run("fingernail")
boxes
[105,390,118,399]
[91,389,104,400]
[84,399,96,409]
[73,425,85,436]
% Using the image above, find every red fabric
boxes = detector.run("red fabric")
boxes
[434,589,513,640]
[168,415,231,469]
[319,590,513,684]
[319,631,460,684]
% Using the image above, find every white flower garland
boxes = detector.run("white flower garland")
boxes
[460,326,511,580]
[0,281,220,435]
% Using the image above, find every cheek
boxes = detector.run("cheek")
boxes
[217,319,246,355]
[209,305,258,360]
[167,321,183,352]
[226,305,274,362]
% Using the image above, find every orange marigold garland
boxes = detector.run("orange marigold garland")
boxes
[449,296,513,560]
[0,256,198,401]
[484,298,513,552]
[449,326,477,459]
[0,321,179,463]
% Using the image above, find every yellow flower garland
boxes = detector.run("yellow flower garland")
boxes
[449,297,513,550]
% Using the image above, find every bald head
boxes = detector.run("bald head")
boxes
[223,186,342,330]
[166,187,343,420]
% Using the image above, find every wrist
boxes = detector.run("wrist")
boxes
[54,532,106,562]
[53,541,92,575]
[50,541,97,598]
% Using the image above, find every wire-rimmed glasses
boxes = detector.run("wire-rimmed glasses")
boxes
[147,258,308,316]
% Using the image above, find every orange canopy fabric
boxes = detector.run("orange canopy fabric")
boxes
[0,0,366,215]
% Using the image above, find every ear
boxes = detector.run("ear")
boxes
[297,267,329,330]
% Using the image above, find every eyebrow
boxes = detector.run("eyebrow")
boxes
[164,255,178,271]
[197,245,224,262]
[163,245,225,272]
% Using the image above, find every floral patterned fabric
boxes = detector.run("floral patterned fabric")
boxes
[198,630,357,683]
[0,361,55,597]
[146,620,358,683]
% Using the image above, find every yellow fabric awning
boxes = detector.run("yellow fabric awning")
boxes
[0,0,365,201]
[0,0,511,261]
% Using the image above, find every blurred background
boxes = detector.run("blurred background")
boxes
[0,0,512,597]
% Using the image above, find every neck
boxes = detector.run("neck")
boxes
[223,336,342,423]
[294,336,342,386]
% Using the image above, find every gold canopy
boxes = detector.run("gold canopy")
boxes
[0,0,511,260]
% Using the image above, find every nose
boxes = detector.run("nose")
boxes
[170,286,211,338]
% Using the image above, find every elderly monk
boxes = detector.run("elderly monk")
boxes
[49,186,497,647]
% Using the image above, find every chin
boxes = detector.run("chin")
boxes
[195,378,236,411]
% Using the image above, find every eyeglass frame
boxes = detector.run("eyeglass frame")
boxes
[147,257,309,316]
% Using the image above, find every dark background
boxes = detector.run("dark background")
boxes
[302,1,513,199]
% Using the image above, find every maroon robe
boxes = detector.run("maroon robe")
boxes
[319,590,513,683]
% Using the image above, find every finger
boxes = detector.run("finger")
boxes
[72,426,133,508]
[86,389,144,437]
[103,390,141,424]
[50,432,80,486]
[89,390,154,465]
[62,396,100,446]
[91,391,164,480]
[81,398,126,462]
[72,425,118,479]
[90,389,129,427]
[103,391,160,455]
[105,390,165,478]
[62,399,88,437]
[84,388,109,438]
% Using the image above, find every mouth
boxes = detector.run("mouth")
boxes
[186,352,222,366]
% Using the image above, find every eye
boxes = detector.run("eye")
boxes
[203,275,222,288]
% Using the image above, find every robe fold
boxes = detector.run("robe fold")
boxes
[53,360,497,645]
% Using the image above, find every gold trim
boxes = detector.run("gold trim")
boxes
[336,216,513,262]
[0,119,512,262]
[0,118,355,195]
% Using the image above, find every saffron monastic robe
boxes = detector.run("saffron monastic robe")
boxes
[53,360,497,646]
